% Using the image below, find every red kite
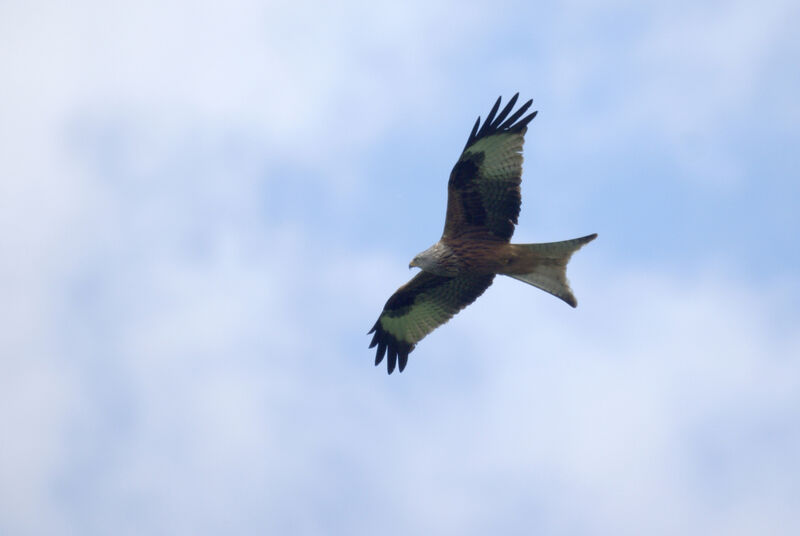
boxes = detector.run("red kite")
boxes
[369,94,596,373]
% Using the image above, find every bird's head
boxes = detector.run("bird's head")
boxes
[409,250,434,270]
[408,243,454,276]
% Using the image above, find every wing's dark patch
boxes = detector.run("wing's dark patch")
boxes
[478,183,521,240]
[460,188,487,226]
[449,152,488,227]
[449,153,483,190]
[500,188,522,220]
[463,93,537,152]
[384,275,451,316]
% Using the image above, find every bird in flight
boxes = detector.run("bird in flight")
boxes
[369,94,596,374]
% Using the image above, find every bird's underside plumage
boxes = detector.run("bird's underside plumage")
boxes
[369,94,597,374]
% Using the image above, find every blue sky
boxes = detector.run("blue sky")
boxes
[1,0,799,534]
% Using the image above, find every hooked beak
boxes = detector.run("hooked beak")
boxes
[408,260,416,269]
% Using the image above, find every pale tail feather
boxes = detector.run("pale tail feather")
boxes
[506,233,597,307]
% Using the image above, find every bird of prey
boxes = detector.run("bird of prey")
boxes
[368,94,596,374]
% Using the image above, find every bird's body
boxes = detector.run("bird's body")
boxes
[410,238,509,276]
[369,94,596,374]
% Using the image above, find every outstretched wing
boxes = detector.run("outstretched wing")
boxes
[444,93,537,242]
[368,271,495,374]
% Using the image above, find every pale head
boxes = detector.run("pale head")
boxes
[408,242,456,276]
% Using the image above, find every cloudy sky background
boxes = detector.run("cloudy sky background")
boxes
[2,0,799,534]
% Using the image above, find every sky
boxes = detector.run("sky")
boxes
[1,0,799,534]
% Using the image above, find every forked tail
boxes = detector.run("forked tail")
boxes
[506,233,597,307]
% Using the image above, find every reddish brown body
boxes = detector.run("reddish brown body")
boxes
[436,239,545,276]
